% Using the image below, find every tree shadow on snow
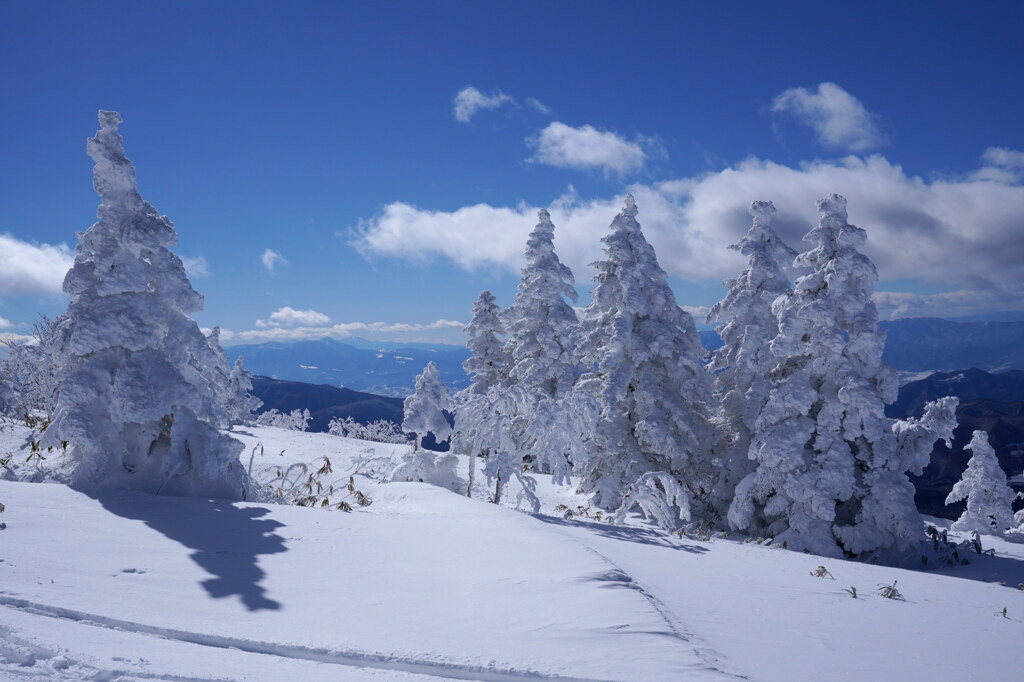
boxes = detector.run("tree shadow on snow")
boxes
[532,514,709,554]
[87,488,286,611]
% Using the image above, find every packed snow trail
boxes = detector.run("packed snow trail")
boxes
[0,596,608,682]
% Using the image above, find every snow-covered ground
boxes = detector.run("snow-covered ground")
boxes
[1,423,1023,681]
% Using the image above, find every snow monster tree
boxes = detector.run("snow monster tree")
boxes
[43,111,247,499]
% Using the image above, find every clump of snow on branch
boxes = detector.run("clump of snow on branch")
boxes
[41,111,247,499]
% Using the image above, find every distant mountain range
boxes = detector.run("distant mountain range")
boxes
[228,317,1024,397]
[228,338,471,398]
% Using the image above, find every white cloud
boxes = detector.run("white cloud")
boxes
[681,305,711,319]
[528,122,649,175]
[0,234,73,296]
[227,318,464,344]
[525,97,552,115]
[261,248,287,273]
[352,152,1024,319]
[256,306,331,329]
[0,332,33,345]
[0,316,11,329]
[181,255,209,279]
[772,82,885,152]
[453,86,514,123]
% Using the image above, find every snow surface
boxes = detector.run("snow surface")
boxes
[2,424,1023,681]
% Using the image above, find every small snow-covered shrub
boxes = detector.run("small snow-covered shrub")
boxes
[614,471,691,531]
[390,449,463,494]
[327,416,408,444]
[482,450,539,512]
[256,408,311,431]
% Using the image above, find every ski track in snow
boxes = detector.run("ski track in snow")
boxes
[540,522,747,681]
[0,595,612,682]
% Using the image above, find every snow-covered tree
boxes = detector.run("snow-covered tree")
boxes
[503,210,579,398]
[729,194,924,557]
[256,408,310,431]
[41,111,247,499]
[227,356,262,425]
[462,290,507,397]
[327,416,407,444]
[706,201,796,517]
[946,430,1016,534]
[451,290,508,495]
[501,210,579,472]
[403,361,452,449]
[0,315,65,418]
[572,196,714,525]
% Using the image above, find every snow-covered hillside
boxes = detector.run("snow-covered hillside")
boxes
[2,424,1022,681]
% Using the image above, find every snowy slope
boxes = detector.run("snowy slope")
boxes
[1,425,1023,681]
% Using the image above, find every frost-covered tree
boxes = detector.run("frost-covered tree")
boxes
[729,194,925,557]
[706,201,796,517]
[946,430,1016,534]
[451,290,508,495]
[0,315,65,418]
[462,290,507,397]
[227,356,262,425]
[403,361,452,449]
[328,416,407,444]
[572,196,714,525]
[501,210,579,471]
[41,111,247,499]
[256,408,310,431]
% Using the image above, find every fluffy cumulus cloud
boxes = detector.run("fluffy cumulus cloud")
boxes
[352,150,1024,319]
[261,248,287,273]
[772,82,886,152]
[453,86,514,123]
[0,234,74,296]
[528,122,649,175]
[256,306,332,328]
[228,318,464,344]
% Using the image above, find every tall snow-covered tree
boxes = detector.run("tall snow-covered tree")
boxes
[451,290,508,495]
[946,430,1016,534]
[572,196,714,523]
[729,194,926,557]
[41,111,247,499]
[503,209,579,398]
[706,201,796,517]
[500,210,579,473]
[403,361,453,449]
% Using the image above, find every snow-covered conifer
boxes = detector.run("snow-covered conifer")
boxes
[255,408,310,431]
[706,201,796,517]
[729,194,922,557]
[451,290,508,494]
[403,361,453,449]
[946,430,1016,534]
[227,356,262,425]
[572,196,714,524]
[41,111,247,499]
[462,291,507,397]
[503,210,578,398]
[500,211,579,473]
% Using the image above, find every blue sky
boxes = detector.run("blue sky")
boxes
[2,1,1023,345]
